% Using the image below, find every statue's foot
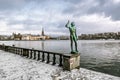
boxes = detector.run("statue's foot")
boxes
[71,50,78,54]
[76,50,79,53]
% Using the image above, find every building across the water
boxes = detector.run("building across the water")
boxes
[13,28,50,40]
[12,33,22,40]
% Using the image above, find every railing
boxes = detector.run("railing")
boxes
[0,44,68,67]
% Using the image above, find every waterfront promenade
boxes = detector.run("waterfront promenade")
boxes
[0,50,120,80]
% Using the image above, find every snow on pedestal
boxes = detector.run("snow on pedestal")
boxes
[0,50,120,80]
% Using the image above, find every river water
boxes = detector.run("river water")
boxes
[0,40,120,77]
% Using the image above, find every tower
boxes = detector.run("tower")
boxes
[42,27,44,36]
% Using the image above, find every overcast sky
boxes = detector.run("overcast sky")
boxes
[0,0,120,36]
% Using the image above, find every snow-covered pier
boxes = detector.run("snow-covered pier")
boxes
[0,50,120,80]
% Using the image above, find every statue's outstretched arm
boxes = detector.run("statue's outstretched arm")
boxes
[65,20,70,28]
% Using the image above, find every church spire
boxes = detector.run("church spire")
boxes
[42,27,44,36]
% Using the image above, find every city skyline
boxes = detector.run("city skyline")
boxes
[0,0,120,35]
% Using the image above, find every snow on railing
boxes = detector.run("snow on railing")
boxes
[0,44,64,67]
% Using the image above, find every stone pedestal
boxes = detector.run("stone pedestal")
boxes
[63,53,80,71]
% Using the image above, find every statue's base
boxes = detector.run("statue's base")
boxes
[63,53,80,71]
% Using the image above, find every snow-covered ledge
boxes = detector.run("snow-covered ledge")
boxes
[0,50,120,80]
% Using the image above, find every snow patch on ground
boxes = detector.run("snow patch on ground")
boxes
[0,50,120,80]
[0,50,60,80]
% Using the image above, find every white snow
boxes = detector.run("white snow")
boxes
[0,50,120,80]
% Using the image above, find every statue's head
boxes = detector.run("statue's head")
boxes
[71,22,75,26]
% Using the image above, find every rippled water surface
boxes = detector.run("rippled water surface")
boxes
[0,40,120,77]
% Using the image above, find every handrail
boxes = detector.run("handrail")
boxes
[0,44,71,67]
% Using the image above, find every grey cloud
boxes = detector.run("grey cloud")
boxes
[0,0,49,12]
[63,0,120,21]
[1,0,120,21]
[0,0,59,9]
[77,21,111,34]
[0,0,120,35]
[8,19,41,25]
[96,0,107,6]
[41,20,69,34]
[7,19,43,30]
[0,0,26,11]
[87,0,120,20]
[65,0,83,4]
[0,15,5,20]
[6,18,66,32]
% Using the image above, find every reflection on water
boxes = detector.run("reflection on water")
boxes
[0,40,120,77]
[42,41,44,50]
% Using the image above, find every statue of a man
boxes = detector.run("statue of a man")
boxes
[65,20,78,54]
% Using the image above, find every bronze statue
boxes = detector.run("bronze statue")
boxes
[65,20,78,54]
